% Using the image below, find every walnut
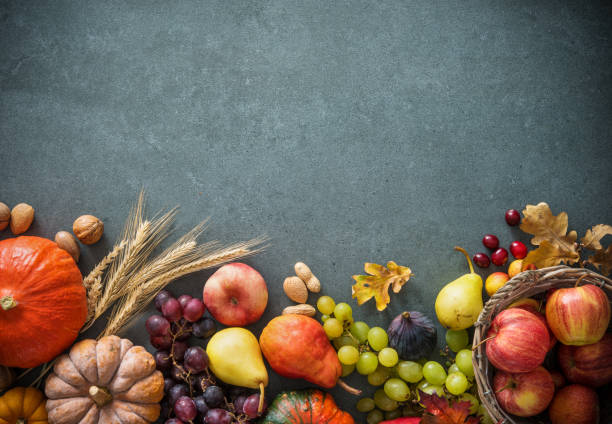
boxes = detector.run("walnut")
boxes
[73,215,104,245]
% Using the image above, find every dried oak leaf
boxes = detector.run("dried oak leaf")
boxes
[352,261,412,311]
[419,391,479,424]
[520,202,577,247]
[587,245,612,276]
[523,239,581,268]
[581,224,612,251]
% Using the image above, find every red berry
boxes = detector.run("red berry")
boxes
[510,241,528,259]
[482,234,499,250]
[491,248,509,266]
[505,209,521,226]
[473,253,490,268]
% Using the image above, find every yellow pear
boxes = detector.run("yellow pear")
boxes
[206,327,268,392]
[435,247,483,330]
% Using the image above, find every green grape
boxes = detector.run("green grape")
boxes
[341,363,355,377]
[455,349,474,377]
[422,361,447,385]
[478,405,494,424]
[416,379,430,392]
[356,397,376,413]
[366,409,384,424]
[397,361,423,383]
[384,409,402,420]
[367,327,389,351]
[333,302,353,322]
[459,393,479,415]
[447,363,461,375]
[316,296,336,315]
[383,378,410,402]
[418,385,444,398]
[349,321,370,344]
[323,318,343,339]
[356,352,379,375]
[445,329,469,352]
[367,365,391,386]
[321,314,330,322]
[445,372,468,395]
[333,335,359,349]
[378,347,399,367]
[337,345,360,365]
[373,389,398,412]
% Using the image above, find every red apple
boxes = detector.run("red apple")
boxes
[558,332,612,387]
[493,366,554,417]
[549,370,566,391]
[545,284,610,346]
[510,301,557,351]
[203,263,268,326]
[486,308,550,373]
[548,384,599,424]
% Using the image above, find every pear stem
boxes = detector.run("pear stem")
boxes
[337,379,362,395]
[454,246,474,274]
[472,335,496,351]
[257,382,265,414]
[0,296,16,311]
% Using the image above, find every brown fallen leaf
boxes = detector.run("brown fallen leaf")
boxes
[581,224,612,251]
[352,261,412,311]
[419,391,479,424]
[587,245,612,276]
[523,239,581,268]
[520,202,574,247]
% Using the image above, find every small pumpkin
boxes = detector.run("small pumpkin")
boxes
[44,335,164,424]
[0,386,48,424]
[260,389,354,424]
[0,236,87,368]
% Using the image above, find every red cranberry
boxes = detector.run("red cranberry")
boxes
[510,241,528,259]
[491,248,509,266]
[505,209,521,226]
[473,253,490,268]
[482,234,499,250]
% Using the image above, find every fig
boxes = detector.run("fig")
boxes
[388,311,437,360]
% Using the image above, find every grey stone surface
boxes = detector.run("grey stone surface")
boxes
[1,0,611,420]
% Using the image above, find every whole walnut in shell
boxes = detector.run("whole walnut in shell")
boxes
[73,215,104,245]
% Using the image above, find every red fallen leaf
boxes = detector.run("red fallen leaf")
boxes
[419,391,479,424]
[381,418,421,424]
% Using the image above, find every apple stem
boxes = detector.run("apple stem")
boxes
[454,246,474,274]
[472,335,496,351]
[337,379,362,395]
[574,274,588,288]
[257,382,265,414]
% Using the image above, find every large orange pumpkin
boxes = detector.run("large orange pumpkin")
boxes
[0,236,87,368]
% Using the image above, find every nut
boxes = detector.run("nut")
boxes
[294,262,321,293]
[73,215,104,245]
[55,231,80,262]
[0,202,9,231]
[282,304,316,317]
[283,276,308,303]
[10,203,34,234]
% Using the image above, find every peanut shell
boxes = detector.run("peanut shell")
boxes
[283,276,308,303]
[282,304,316,317]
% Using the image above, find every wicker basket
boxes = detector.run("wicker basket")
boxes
[472,265,612,424]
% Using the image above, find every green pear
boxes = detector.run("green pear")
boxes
[435,247,483,330]
[206,327,268,391]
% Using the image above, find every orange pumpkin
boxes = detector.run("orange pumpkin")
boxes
[261,390,354,424]
[0,236,87,368]
[0,387,48,424]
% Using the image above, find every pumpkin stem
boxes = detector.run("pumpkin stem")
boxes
[337,379,362,396]
[0,296,16,311]
[257,382,265,414]
[89,385,113,407]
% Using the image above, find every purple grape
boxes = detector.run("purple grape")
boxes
[192,318,216,339]
[162,298,183,322]
[168,384,189,406]
[164,378,176,394]
[174,321,192,341]
[183,298,206,322]
[243,393,266,418]
[155,351,172,371]
[165,419,183,424]
[170,364,187,382]
[174,396,197,421]
[184,346,209,373]
[146,315,170,336]
[151,335,173,350]
[172,341,189,362]
[155,290,173,312]
[204,409,231,424]
[203,385,224,408]
[233,395,247,415]
[194,395,209,415]
[193,374,208,392]
[177,294,193,309]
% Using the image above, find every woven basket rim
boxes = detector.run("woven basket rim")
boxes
[471,265,612,424]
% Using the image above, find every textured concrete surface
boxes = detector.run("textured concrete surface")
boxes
[1,0,611,420]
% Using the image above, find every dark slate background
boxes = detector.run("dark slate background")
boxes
[1,0,611,421]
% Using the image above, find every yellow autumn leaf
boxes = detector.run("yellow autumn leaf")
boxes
[523,239,580,268]
[587,245,612,276]
[520,202,573,247]
[352,261,412,311]
[581,224,612,251]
